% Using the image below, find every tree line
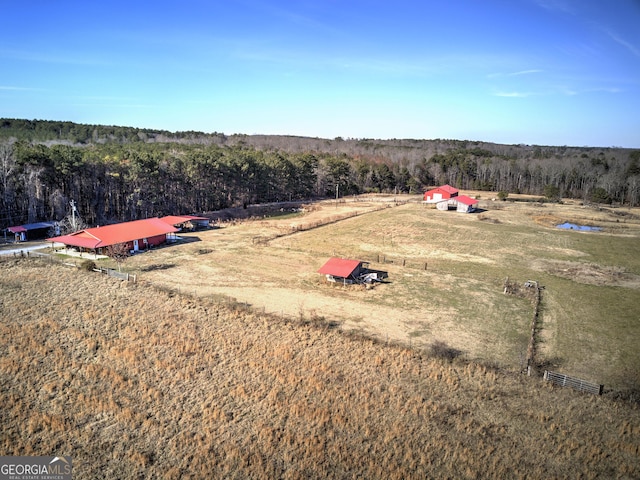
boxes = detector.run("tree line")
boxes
[1,119,639,230]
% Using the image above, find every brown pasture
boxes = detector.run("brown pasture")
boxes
[122,194,640,389]
[2,193,640,477]
[1,258,640,478]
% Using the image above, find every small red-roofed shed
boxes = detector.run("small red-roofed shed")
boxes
[454,195,479,213]
[318,258,367,284]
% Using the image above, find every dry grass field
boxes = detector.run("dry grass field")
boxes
[2,194,640,478]
[1,258,640,478]
[121,194,640,391]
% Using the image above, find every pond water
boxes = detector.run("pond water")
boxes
[556,222,602,232]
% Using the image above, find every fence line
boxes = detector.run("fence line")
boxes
[503,278,542,376]
[94,267,137,282]
[544,370,603,395]
[525,281,542,376]
[368,253,428,270]
[253,204,391,245]
[2,251,136,283]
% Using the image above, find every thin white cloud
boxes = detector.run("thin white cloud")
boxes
[70,102,155,109]
[597,87,622,93]
[559,87,578,96]
[0,47,112,66]
[534,0,576,15]
[509,69,543,76]
[575,86,623,95]
[231,44,440,77]
[0,85,40,91]
[493,91,535,98]
[487,69,543,78]
[497,85,623,98]
[603,28,640,58]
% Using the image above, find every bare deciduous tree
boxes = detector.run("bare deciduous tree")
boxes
[106,242,130,272]
[0,141,16,225]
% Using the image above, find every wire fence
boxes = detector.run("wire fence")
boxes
[1,250,136,283]
[544,370,603,395]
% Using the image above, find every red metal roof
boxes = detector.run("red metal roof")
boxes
[425,184,459,195]
[160,215,209,226]
[455,195,478,205]
[48,218,178,249]
[317,258,362,278]
[440,184,459,194]
[51,230,101,249]
[8,222,56,233]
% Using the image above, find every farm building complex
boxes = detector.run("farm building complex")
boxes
[48,218,179,255]
[424,185,478,213]
[435,195,479,213]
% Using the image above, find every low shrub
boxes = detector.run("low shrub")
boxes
[80,260,96,271]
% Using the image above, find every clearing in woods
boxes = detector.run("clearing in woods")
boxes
[117,194,640,389]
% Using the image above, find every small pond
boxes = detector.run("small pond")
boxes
[556,222,602,232]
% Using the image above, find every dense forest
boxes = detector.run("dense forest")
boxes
[1,118,639,229]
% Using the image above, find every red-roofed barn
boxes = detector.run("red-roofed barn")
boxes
[423,185,459,203]
[48,218,178,255]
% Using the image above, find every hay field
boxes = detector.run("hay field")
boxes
[1,258,640,478]
[123,195,640,391]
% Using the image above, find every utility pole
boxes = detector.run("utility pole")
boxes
[70,200,77,231]
[335,184,339,208]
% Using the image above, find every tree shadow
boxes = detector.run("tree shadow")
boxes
[429,340,463,361]
[175,236,201,244]
[141,263,176,272]
[535,356,564,372]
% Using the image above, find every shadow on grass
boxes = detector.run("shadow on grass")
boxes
[429,340,463,362]
[298,311,341,330]
[141,263,177,272]
[176,236,201,244]
[535,356,564,372]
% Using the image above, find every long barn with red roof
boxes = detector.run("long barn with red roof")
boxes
[48,218,178,255]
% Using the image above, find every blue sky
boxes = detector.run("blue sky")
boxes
[1,0,639,147]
